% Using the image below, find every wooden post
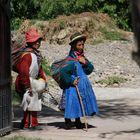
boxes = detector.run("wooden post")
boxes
[75,85,88,131]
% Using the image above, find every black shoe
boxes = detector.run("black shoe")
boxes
[75,118,84,129]
[75,122,85,129]
[65,118,72,130]
[30,126,43,131]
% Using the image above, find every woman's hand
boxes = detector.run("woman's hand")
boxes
[26,88,33,96]
[77,56,87,64]
[73,77,80,86]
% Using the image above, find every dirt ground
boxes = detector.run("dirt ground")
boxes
[3,87,140,140]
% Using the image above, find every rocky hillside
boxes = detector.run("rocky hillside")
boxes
[16,12,129,45]
[40,39,140,87]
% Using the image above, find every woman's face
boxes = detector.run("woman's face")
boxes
[30,39,41,49]
[75,40,85,53]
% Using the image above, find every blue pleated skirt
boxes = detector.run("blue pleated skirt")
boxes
[64,63,99,119]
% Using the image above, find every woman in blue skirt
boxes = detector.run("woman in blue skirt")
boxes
[60,32,99,129]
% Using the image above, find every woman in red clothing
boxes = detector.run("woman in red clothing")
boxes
[14,28,47,130]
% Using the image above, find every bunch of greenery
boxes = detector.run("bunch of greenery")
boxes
[41,58,51,76]
[11,0,131,30]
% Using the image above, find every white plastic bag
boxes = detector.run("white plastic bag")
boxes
[27,92,42,111]
[21,77,46,111]
[21,90,42,111]
[30,78,46,93]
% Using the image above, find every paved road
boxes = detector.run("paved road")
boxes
[5,87,140,140]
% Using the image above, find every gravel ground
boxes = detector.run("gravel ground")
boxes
[40,37,140,88]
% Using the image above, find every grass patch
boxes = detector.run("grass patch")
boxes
[99,27,124,41]
[59,21,66,30]
[1,136,43,140]
[93,39,103,45]
[97,75,127,86]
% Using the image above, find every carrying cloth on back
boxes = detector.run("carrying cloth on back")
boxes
[51,57,77,89]
[11,33,43,72]
[11,33,27,71]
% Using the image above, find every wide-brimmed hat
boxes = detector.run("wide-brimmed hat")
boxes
[69,32,86,45]
[25,28,42,43]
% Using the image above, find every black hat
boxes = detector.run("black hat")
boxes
[69,32,86,45]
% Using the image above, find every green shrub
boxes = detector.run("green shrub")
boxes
[11,18,23,30]
[99,27,124,41]
[59,21,66,30]
[11,0,131,31]
[93,39,103,45]
[104,31,123,41]
[12,84,20,105]
[97,75,127,86]
[98,0,131,31]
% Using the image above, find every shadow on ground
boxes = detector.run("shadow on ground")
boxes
[47,121,96,130]
[96,98,140,138]
[99,128,140,139]
[13,98,140,121]
[13,98,140,120]
[98,98,140,119]
[13,104,64,119]
[12,105,63,130]
[13,98,140,132]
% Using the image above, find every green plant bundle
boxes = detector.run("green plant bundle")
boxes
[41,58,51,76]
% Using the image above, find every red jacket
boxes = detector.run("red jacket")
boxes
[15,53,46,90]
